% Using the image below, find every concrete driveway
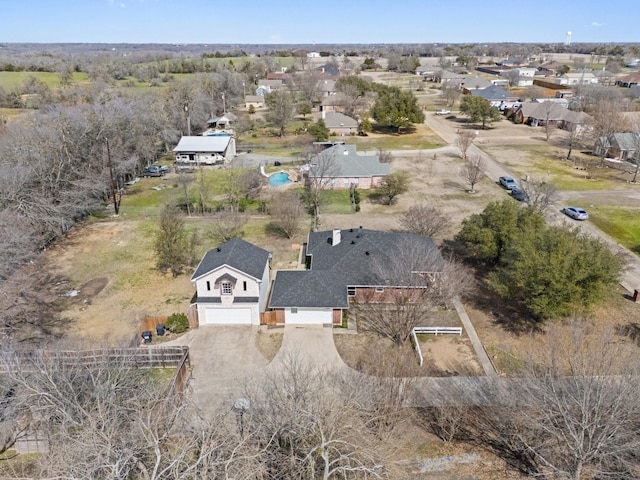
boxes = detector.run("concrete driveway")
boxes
[165,326,269,413]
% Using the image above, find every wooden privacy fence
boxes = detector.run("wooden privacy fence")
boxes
[1,346,190,371]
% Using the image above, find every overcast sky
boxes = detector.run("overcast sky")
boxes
[1,0,638,44]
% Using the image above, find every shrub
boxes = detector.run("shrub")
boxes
[165,313,189,333]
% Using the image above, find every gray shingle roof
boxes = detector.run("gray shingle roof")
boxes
[191,238,270,281]
[309,144,389,178]
[268,271,348,308]
[306,228,443,287]
[471,85,518,101]
[322,112,359,128]
[173,135,232,153]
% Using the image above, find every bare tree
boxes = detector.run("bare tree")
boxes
[455,129,476,160]
[592,98,629,167]
[398,204,452,238]
[355,240,444,345]
[209,210,247,243]
[441,81,461,107]
[268,191,305,238]
[629,120,640,183]
[243,351,386,479]
[461,156,486,193]
[512,323,640,480]
[303,147,339,231]
[265,89,295,137]
[520,178,557,212]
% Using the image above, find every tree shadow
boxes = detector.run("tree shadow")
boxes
[371,124,417,135]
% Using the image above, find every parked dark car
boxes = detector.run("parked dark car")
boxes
[511,188,529,202]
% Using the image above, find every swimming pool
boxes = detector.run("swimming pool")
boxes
[268,172,291,187]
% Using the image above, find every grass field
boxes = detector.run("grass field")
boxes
[584,204,640,253]
[0,71,88,89]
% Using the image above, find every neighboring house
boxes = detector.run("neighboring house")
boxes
[207,112,236,130]
[514,102,592,132]
[191,238,272,325]
[321,111,359,136]
[320,94,348,113]
[173,135,236,166]
[307,51,321,58]
[315,63,340,77]
[317,79,337,97]
[593,69,617,86]
[437,70,491,90]
[470,84,520,108]
[594,133,640,161]
[514,102,567,126]
[307,142,389,189]
[510,67,536,86]
[245,95,265,109]
[615,73,640,88]
[255,79,284,96]
[267,228,443,325]
[556,72,598,85]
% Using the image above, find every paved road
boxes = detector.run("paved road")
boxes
[424,112,640,294]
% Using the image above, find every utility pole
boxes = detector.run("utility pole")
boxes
[105,138,120,216]
[221,92,226,114]
[184,104,191,136]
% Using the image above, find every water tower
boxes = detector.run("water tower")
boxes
[565,31,572,46]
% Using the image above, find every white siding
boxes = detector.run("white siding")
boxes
[285,308,332,325]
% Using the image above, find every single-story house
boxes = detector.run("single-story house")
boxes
[255,79,283,96]
[470,85,520,108]
[173,135,236,166]
[245,95,265,109]
[555,72,598,86]
[615,73,640,88]
[514,102,592,132]
[191,238,272,325]
[207,113,236,129]
[267,228,443,325]
[317,79,337,97]
[320,94,348,113]
[321,111,359,136]
[307,143,389,189]
[593,133,640,161]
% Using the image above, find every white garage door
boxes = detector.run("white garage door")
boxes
[203,308,252,325]
[286,308,332,325]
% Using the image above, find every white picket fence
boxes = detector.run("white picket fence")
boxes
[411,326,463,366]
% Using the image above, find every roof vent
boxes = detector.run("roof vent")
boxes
[216,247,221,252]
[351,240,355,244]
[365,251,370,256]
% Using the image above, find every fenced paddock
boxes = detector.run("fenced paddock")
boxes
[411,326,463,366]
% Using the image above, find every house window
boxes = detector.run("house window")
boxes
[221,282,232,295]
[347,286,356,296]
[206,281,211,291]
[243,281,247,291]
[375,286,385,293]
[291,308,298,314]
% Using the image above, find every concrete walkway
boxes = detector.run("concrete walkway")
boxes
[453,298,497,378]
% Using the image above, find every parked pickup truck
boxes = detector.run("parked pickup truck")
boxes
[141,166,164,177]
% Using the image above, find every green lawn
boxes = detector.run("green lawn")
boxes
[479,144,627,191]
[585,204,640,254]
[0,71,88,89]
